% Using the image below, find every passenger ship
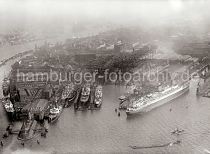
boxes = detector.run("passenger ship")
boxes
[126,82,190,115]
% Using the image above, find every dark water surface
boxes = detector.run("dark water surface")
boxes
[1,80,210,154]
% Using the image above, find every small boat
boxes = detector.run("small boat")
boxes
[118,95,130,110]
[119,95,127,104]
[94,85,103,108]
[171,128,184,135]
[48,105,63,123]
[80,84,91,103]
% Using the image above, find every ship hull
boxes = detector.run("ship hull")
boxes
[80,95,89,103]
[49,113,61,123]
[94,100,102,108]
[126,85,189,115]
[48,108,63,123]
[5,111,15,121]
[63,91,77,107]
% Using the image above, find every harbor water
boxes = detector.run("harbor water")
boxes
[1,81,210,153]
[1,44,210,154]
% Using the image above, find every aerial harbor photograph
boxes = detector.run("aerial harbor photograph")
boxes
[1,0,210,154]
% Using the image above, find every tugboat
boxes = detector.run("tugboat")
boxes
[94,85,103,108]
[119,95,127,104]
[119,95,128,109]
[80,84,91,103]
[119,85,140,110]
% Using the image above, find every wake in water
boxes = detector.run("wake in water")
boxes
[129,140,181,149]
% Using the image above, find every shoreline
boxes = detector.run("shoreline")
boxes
[0,48,37,151]
[0,36,67,62]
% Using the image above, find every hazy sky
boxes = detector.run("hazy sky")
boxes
[0,0,209,34]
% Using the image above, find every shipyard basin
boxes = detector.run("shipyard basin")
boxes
[1,79,210,154]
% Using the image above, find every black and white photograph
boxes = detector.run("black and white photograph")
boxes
[0,0,210,153]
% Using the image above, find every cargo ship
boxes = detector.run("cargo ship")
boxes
[80,84,91,103]
[126,82,189,115]
[61,83,77,107]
